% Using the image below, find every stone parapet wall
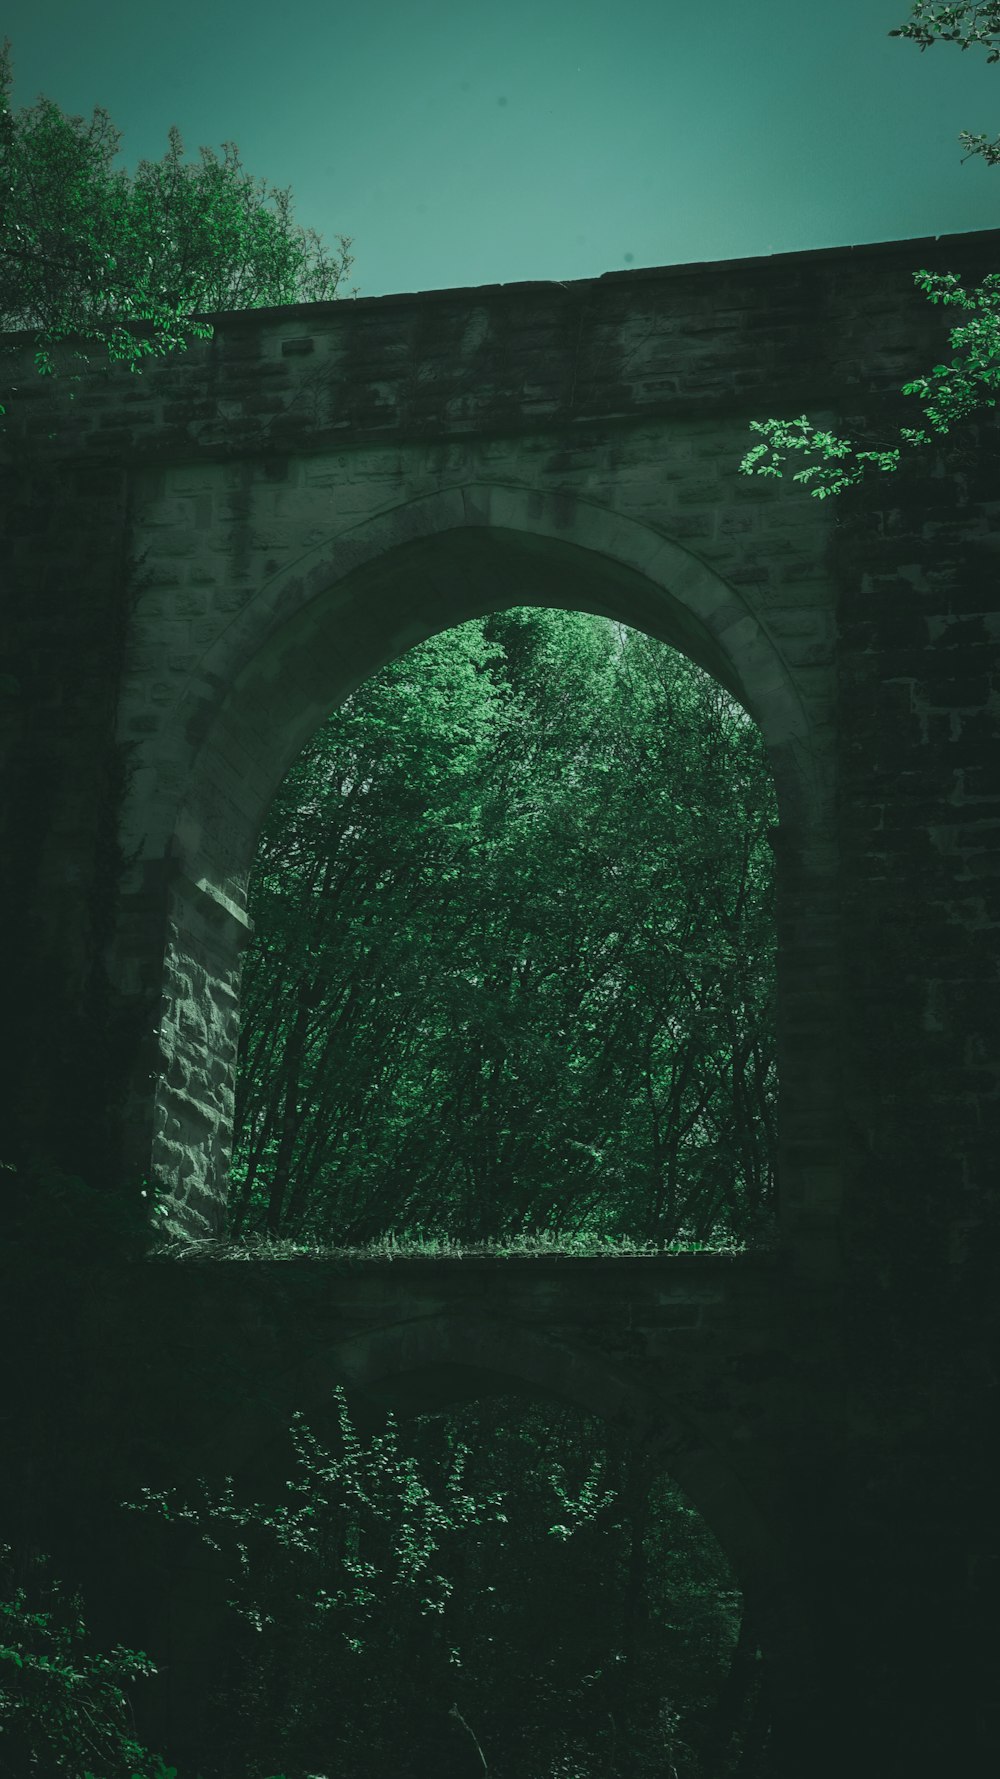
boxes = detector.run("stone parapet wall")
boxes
[0,230,997,465]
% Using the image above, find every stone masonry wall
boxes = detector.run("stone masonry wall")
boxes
[0,229,998,1775]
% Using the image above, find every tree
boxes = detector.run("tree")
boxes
[0,36,357,422]
[122,1387,759,1778]
[739,2,1000,499]
[0,1539,173,1779]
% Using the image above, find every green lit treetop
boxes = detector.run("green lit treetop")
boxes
[0,35,357,422]
[739,2,1000,499]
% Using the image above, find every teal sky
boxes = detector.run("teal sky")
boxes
[4,0,1000,299]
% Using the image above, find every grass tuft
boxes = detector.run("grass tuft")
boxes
[146,1227,771,1263]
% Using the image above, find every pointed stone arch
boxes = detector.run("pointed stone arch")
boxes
[166,482,821,898]
[112,481,839,1255]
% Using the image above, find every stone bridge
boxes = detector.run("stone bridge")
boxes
[0,227,997,1776]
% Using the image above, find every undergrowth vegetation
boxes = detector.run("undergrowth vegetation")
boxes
[146,1227,766,1263]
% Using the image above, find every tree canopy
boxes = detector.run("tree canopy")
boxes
[0,36,356,420]
[225,608,778,1255]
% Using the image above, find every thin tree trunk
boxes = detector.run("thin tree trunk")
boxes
[609,1442,650,1777]
[701,1600,760,1767]
[733,1657,770,1777]
[265,975,320,1234]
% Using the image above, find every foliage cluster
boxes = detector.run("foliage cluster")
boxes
[0,1539,174,1779]
[0,36,357,427]
[740,2,1000,498]
[117,1388,764,1778]
[0,1389,764,1778]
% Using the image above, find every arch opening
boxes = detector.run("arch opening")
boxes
[221,594,780,1256]
[128,490,835,1254]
